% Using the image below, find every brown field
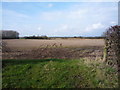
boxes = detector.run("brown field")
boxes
[3,39,104,50]
[2,39,105,60]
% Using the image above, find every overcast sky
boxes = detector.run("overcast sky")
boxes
[2,1,118,37]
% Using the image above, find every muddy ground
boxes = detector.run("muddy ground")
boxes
[2,46,104,60]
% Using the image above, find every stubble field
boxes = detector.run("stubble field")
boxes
[3,39,104,50]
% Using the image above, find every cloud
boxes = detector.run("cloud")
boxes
[85,23,105,32]
[39,9,87,22]
[3,9,29,18]
[2,9,31,36]
[55,24,69,32]
[110,21,117,24]
[35,2,117,36]
[38,27,42,30]
[40,11,62,21]
[2,9,30,24]
[48,3,53,8]
[67,10,87,19]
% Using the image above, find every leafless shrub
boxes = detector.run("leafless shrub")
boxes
[29,43,73,59]
[2,41,11,53]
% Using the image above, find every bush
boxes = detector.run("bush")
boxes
[104,25,120,68]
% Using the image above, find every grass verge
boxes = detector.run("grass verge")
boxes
[2,59,118,88]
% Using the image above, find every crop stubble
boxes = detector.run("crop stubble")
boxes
[3,39,104,50]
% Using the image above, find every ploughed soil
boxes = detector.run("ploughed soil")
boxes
[2,46,104,60]
[2,39,104,60]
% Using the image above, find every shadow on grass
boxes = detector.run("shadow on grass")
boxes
[2,59,68,67]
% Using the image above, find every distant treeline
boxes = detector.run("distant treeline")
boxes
[23,35,49,39]
[49,36,105,39]
[73,36,105,39]
[21,36,105,39]
[21,36,104,39]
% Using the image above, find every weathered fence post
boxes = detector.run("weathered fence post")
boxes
[103,44,108,62]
